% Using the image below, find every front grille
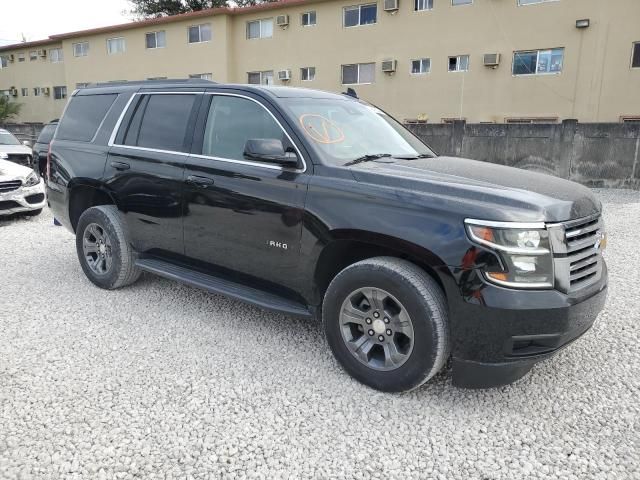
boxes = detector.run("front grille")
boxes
[0,180,22,193]
[25,193,45,204]
[551,214,605,293]
[7,154,31,166]
[0,200,21,210]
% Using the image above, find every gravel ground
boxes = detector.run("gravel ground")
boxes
[0,189,638,480]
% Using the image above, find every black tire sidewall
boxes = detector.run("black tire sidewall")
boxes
[324,262,445,392]
[75,207,125,289]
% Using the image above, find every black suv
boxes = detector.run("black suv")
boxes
[47,80,608,391]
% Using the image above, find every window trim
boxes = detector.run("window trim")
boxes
[414,0,434,12]
[343,3,378,28]
[448,55,470,72]
[194,92,307,173]
[512,47,564,76]
[300,66,316,81]
[410,58,431,75]
[246,18,274,40]
[188,23,212,44]
[301,11,317,26]
[247,70,274,85]
[49,48,64,63]
[73,42,89,57]
[53,86,67,100]
[341,63,375,85]
[146,31,166,49]
[106,37,126,55]
[632,42,640,69]
[452,0,473,5]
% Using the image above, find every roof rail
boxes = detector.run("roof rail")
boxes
[86,79,218,88]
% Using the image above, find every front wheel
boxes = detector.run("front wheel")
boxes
[323,257,449,392]
[75,205,141,290]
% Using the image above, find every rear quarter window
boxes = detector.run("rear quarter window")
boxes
[36,123,58,144]
[56,94,118,142]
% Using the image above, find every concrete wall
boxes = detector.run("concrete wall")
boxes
[405,120,640,188]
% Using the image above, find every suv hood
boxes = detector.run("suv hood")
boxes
[0,144,32,155]
[349,156,600,223]
[0,158,33,181]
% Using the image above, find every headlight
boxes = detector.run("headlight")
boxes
[0,152,8,159]
[24,171,40,187]
[465,219,554,289]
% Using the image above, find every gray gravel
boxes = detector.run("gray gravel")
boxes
[1,189,638,480]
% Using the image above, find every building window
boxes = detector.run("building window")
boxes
[301,67,316,81]
[21,88,28,96]
[49,48,63,63]
[411,58,431,74]
[188,23,212,43]
[33,87,42,96]
[247,71,274,85]
[452,0,472,4]
[107,37,126,55]
[29,51,38,61]
[0,56,7,68]
[344,4,377,27]
[53,86,67,100]
[518,0,558,5]
[76,83,90,88]
[621,116,640,123]
[448,55,469,72]
[505,117,558,124]
[247,19,273,39]
[513,48,564,75]
[632,42,640,68]
[301,11,317,26]
[18,53,25,62]
[341,63,375,85]
[189,73,213,80]
[441,118,466,124]
[146,31,166,49]
[414,0,433,11]
[73,42,89,57]
[147,77,168,80]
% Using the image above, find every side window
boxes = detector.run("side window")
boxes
[202,96,284,162]
[37,124,57,144]
[122,94,196,152]
[56,94,117,142]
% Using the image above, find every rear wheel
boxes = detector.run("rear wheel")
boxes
[75,205,141,289]
[323,257,449,392]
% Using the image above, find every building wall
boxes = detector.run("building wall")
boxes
[0,0,638,124]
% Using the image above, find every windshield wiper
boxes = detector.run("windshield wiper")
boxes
[344,154,392,166]
[392,153,436,160]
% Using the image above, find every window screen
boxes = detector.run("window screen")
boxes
[56,94,117,142]
[124,94,196,152]
[202,96,284,162]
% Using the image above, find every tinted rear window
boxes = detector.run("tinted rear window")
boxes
[56,94,117,142]
[36,123,57,144]
[123,94,196,152]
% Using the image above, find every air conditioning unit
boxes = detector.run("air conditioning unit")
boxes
[483,53,501,67]
[278,69,291,81]
[9,87,18,97]
[9,54,15,62]
[384,0,399,12]
[38,49,47,58]
[42,87,51,96]
[381,59,397,73]
[276,15,289,27]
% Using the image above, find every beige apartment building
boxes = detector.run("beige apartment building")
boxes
[1,0,639,124]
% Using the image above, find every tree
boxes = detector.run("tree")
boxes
[0,96,22,124]
[127,0,280,18]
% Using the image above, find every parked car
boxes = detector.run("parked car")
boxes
[47,80,608,392]
[0,128,33,168]
[32,120,58,177]
[0,158,46,217]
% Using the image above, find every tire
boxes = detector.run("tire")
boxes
[75,205,141,290]
[24,208,43,217]
[323,257,449,392]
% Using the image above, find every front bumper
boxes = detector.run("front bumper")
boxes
[440,262,608,388]
[0,179,46,215]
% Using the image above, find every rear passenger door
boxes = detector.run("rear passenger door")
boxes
[106,91,201,255]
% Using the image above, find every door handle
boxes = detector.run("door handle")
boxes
[110,161,130,171]
[186,175,214,187]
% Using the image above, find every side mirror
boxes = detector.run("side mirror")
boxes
[22,140,32,147]
[243,138,299,168]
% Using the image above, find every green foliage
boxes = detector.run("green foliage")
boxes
[127,0,280,17]
[0,96,22,123]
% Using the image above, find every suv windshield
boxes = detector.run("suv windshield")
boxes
[283,98,435,166]
[0,131,21,146]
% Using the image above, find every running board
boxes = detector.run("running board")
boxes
[135,258,313,318]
